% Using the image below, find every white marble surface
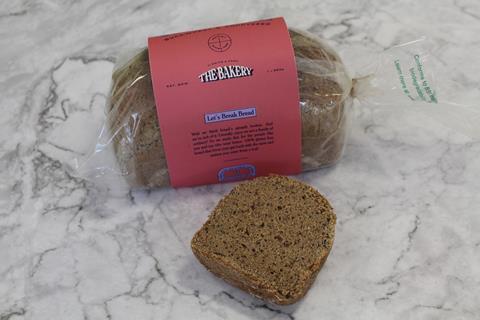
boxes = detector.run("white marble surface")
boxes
[2,0,480,319]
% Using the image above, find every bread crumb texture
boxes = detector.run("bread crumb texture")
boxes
[191,175,336,304]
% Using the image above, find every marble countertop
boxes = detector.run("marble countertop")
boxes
[2,0,480,319]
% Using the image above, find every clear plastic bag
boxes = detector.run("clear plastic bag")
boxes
[353,37,480,139]
[75,29,480,190]
[75,29,353,189]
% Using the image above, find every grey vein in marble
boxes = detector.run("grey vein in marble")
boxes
[1,0,480,319]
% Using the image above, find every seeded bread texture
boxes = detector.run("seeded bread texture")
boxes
[109,50,169,187]
[108,30,350,188]
[191,175,336,305]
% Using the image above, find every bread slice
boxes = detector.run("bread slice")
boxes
[191,175,336,305]
[109,50,170,188]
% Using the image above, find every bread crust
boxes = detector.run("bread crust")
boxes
[191,176,336,305]
[191,240,332,304]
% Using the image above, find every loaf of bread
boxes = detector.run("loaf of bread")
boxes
[108,29,352,188]
[191,175,336,304]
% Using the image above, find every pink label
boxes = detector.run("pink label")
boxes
[148,18,300,187]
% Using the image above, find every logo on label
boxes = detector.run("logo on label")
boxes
[218,164,256,182]
[208,34,232,52]
[199,65,254,83]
